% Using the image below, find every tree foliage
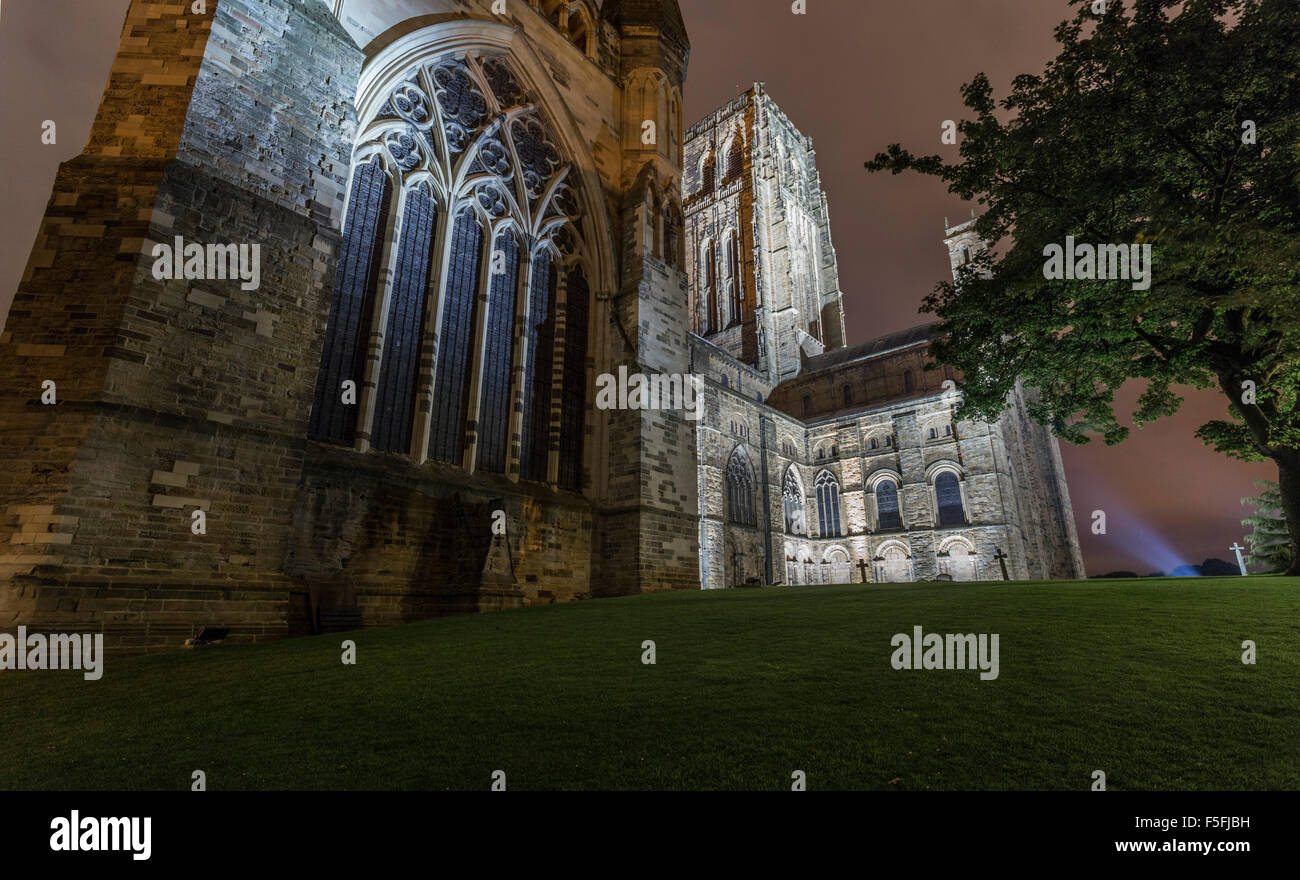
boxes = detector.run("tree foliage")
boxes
[867,0,1300,573]
[1241,478,1293,572]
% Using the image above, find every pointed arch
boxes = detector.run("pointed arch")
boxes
[724,227,742,325]
[782,466,805,535]
[725,130,744,182]
[815,469,842,538]
[313,29,611,493]
[700,236,718,333]
[725,446,757,527]
[699,147,716,195]
[663,199,682,269]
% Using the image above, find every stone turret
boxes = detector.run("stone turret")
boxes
[590,0,700,599]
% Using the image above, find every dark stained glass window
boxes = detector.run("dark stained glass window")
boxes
[726,450,756,526]
[701,152,716,193]
[727,232,741,325]
[816,470,842,537]
[310,158,390,446]
[476,232,520,474]
[428,209,483,464]
[936,472,966,526]
[372,185,436,454]
[727,138,743,182]
[558,266,589,491]
[663,205,679,268]
[877,480,902,531]
[520,251,556,482]
[782,468,804,534]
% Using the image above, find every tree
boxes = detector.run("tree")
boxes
[866,0,1300,574]
[1241,478,1294,572]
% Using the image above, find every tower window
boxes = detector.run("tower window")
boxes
[701,152,716,194]
[936,471,966,526]
[904,371,914,393]
[727,137,744,182]
[876,480,902,531]
[726,449,757,527]
[843,385,852,407]
[816,470,842,538]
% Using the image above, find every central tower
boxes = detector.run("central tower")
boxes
[683,84,846,383]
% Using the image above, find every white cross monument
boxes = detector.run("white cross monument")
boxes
[1229,542,1248,577]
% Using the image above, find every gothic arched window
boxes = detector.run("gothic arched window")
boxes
[429,207,484,464]
[701,151,716,194]
[558,265,590,491]
[702,240,718,333]
[643,191,658,257]
[842,385,852,407]
[815,470,842,537]
[876,479,902,531]
[904,370,914,393]
[311,55,588,490]
[726,449,757,527]
[372,182,437,454]
[310,157,391,446]
[663,203,680,268]
[521,249,557,482]
[726,230,741,325]
[936,471,966,526]
[476,230,522,474]
[727,136,744,182]
[782,467,805,535]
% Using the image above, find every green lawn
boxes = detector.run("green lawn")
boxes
[2,577,1297,790]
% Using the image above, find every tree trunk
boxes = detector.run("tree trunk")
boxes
[1273,450,1300,577]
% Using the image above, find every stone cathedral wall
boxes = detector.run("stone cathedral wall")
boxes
[0,0,684,650]
[695,329,1084,589]
[0,0,1084,653]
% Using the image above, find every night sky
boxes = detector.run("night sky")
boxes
[0,0,1275,575]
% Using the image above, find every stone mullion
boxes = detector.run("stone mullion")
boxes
[546,266,571,486]
[461,218,497,473]
[505,249,534,482]
[354,174,405,454]
[411,200,456,464]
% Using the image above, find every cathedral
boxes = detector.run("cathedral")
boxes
[0,0,1083,651]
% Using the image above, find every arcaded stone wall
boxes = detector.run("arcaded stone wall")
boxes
[695,325,1085,589]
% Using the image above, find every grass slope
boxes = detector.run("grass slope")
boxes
[2,577,1297,790]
